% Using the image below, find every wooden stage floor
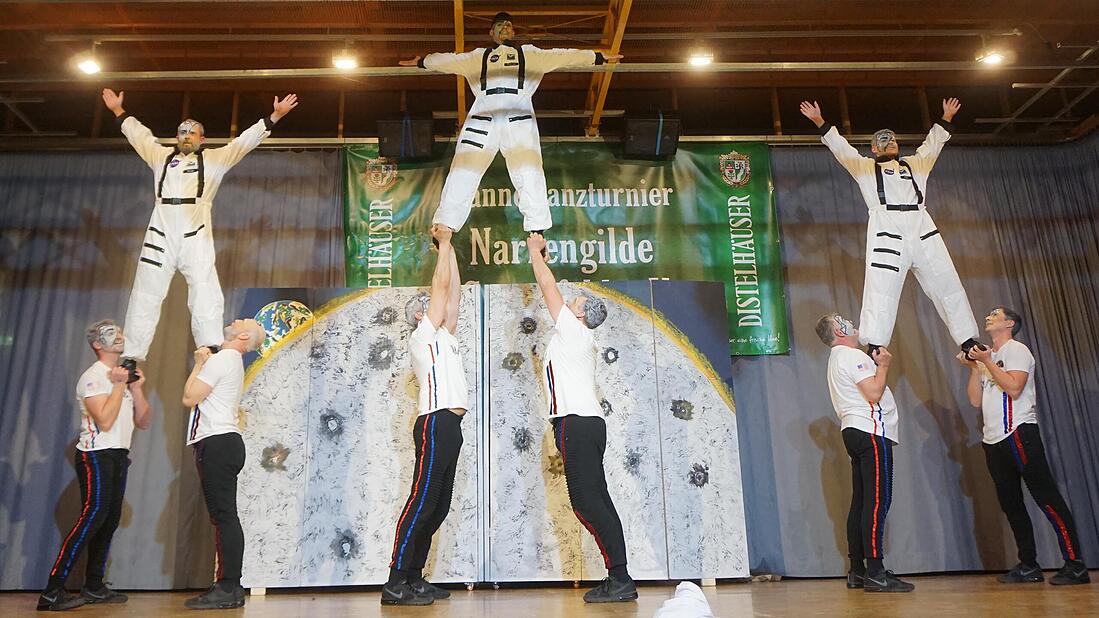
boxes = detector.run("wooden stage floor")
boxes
[2,573,1095,617]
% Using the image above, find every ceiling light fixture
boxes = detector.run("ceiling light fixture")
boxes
[74,41,102,75]
[688,46,714,67]
[976,49,1005,65]
[332,47,358,70]
[976,35,1010,66]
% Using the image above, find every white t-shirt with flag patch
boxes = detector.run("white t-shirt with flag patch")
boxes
[409,316,469,415]
[827,345,900,444]
[186,349,244,446]
[979,339,1038,444]
[76,361,135,451]
[543,309,602,419]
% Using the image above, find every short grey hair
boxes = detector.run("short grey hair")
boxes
[582,297,608,329]
[405,292,430,325]
[815,314,838,346]
[224,320,266,352]
[86,319,118,346]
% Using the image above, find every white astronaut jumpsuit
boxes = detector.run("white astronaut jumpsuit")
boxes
[820,120,979,347]
[421,44,607,232]
[117,114,273,360]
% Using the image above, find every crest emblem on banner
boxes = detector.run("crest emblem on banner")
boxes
[363,157,398,191]
[719,151,751,187]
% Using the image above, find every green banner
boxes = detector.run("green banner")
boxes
[344,141,788,355]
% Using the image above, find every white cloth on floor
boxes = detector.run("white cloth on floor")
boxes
[653,581,715,618]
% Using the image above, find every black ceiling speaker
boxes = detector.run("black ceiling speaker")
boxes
[377,114,434,160]
[623,110,680,159]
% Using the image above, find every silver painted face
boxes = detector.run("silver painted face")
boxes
[872,129,896,151]
[177,120,200,137]
[95,324,124,351]
[834,315,855,337]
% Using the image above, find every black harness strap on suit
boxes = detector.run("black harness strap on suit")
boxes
[515,44,525,89]
[480,43,525,92]
[874,158,923,207]
[195,150,205,197]
[157,148,205,199]
[480,48,491,91]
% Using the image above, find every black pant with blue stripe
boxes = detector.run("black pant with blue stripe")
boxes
[843,428,894,571]
[984,423,1084,566]
[45,448,130,591]
[389,409,464,580]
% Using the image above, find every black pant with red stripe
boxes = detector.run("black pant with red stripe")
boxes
[45,448,130,591]
[553,415,630,578]
[984,423,1084,566]
[194,432,246,587]
[843,428,894,571]
[389,409,464,579]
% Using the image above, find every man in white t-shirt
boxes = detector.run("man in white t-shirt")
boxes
[526,232,636,604]
[383,224,468,606]
[815,312,914,593]
[180,318,266,609]
[958,306,1089,586]
[38,320,152,611]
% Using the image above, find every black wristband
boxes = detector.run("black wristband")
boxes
[263,116,276,131]
[934,118,955,133]
[417,57,426,69]
[115,112,130,126]
[818,122,833,136]
[594,52,606,66]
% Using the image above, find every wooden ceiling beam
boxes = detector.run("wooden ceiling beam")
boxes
[584,0,632,136]
[453,0,466,127]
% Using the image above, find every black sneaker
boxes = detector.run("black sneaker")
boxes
[82,583,129,603]
[998,563,1044,584]
[1050,560,1091,586]
[864,570,915,593]
[867,344,882,363]
[184,584,245,610]
[410,578,450,599]
[961,337,986,361]
[120,358,140,384]
[36,589,86,611]
[846,570,866,589]
[381,581,434,605]
[582,576,638,603]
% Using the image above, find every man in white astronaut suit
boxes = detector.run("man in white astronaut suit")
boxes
[101,88,298,377]
[800,97,984,359]
[400,12,622,236]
